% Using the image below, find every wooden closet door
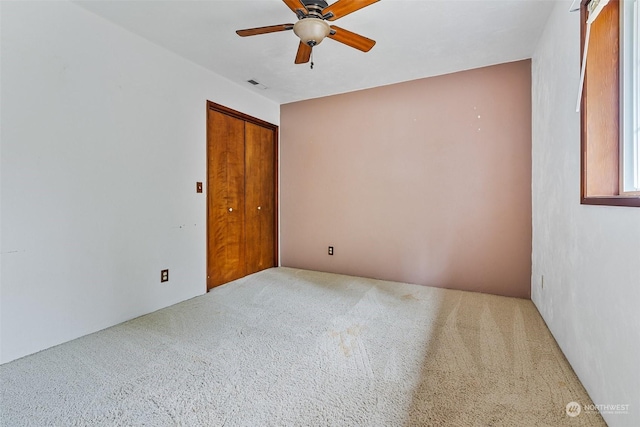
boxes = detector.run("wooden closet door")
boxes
[244,122,276,275]
[207,109,246,288]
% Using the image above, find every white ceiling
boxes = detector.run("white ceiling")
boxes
[74,0,556,104]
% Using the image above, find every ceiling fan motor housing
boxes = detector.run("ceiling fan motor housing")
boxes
[299,0,332,20]
[302,0,329,11]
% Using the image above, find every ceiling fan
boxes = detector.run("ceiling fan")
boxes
[236,0,379,66]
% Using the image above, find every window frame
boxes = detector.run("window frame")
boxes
[580,0,640,207]
[620,0,640,195]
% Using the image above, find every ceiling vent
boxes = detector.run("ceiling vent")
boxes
[247,79,268,90]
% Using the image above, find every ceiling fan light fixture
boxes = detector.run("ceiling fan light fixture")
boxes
[293,18,330,46]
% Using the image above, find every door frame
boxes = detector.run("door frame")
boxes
[206,101,279,291]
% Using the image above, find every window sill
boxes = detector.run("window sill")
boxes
[581,196,640,207]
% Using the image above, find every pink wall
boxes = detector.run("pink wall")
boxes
[280,60,532,298]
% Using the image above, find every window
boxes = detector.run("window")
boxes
[580,0,640,206]
[621,0,639,194]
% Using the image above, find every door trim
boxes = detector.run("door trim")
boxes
[206,101,279,291]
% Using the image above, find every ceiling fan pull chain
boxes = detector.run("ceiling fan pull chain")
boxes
[310,49,314,70]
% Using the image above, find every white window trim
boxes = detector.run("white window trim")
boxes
[621,0,640,195]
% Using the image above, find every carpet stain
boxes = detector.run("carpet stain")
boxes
[330,325,364,357]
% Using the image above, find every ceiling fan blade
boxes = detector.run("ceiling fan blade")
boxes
[236,24,294,37]
[328,25,376,52]
[295,42,312,64]
[283,0,308,15]
[322,0,379,21]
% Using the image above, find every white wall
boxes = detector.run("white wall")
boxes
[0,1,279,363]
[532,2,640,426]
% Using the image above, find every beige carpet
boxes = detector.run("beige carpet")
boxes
[0,268,605,426]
